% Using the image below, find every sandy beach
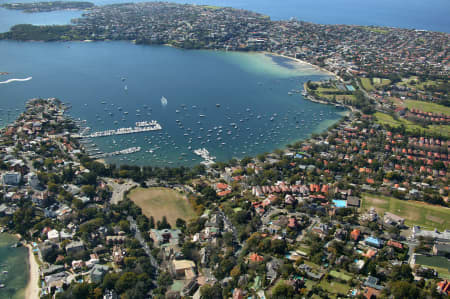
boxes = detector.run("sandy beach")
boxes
[263,51,338,77]
[25,244,40,299]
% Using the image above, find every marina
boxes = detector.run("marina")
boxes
[193,148,216,166]
[0,41,344,167]
[89,146,141,159]
[79,121,162,138]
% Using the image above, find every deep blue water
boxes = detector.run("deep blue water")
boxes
[0,40,344,166]
[1,0,449,33]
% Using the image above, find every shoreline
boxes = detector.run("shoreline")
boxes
[25,244,40,299]
[262,51,337,78]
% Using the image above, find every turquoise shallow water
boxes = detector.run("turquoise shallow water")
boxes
[0,40,346,167]
[0,234,28,299]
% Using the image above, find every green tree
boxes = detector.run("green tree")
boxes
[115,272,137,293]
[176,218,186,230]
[271,280,295,298]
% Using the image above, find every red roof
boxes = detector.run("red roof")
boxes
[351,229,360,241]
[249,253,264,262]
[387,240,403,249]
[437,280,450,295]
[216,183,229,190]
[217,190,231,197]
[288,217,298,228]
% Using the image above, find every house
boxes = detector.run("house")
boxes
[47,229,59,243]
[44,272,68,294]
[41,264,64,277]
[171,260,196,280]
[233,288,244,299]
[150,229,181,246]
[182,278,199,296]
[347,197,361,208]
[72,260,84,270]
[365,237,382,248]
[288,217,298,229]
[112,246,125,264]
[364,276,384,290]
[437,280,450,295]
[411,227,450,242]
[249,253,264,263]
[354,259,365,272]
[364,286,381,299]
[383,212,405,227]
[266,259,281,283]
[2,172,21,185]
[65,241,84,255]
[334,229,347,241]
[387,240,403,249]
[311,223,329,239]
[90,264,109,283]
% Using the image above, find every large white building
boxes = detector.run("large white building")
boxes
[2,172,21,185]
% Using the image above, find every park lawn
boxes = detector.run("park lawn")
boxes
[128,187,196,226]
[316,91,356,103]
[361,193,450,231]
[329,270,352,282]
[360,77,374,91]
[405,99,450,116]
[398,76,441,90]
[374,112,450,137]
[335,94,356,102]
[318,279,350,295]
[297,245,311,255]
[317,87,341,93]
[373,77,391,87]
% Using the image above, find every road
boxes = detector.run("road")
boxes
[127,216,159,275]
[106,178,138,204]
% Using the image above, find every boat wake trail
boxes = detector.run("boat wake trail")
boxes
[0,77,32,84]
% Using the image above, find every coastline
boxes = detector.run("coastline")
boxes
[25,244,40,299]
[262,51,337,78]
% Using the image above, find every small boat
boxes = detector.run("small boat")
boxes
[161,96,168,106]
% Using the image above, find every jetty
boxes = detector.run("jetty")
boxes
[90,146,141,159]
[193,148,216,166]
[75,120,162,138]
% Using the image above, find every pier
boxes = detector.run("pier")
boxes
[75,120,162,138]
[89,146,141,159]
[193,148,216,166]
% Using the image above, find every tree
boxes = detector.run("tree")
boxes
[271,280,295,298]
[390,264,413,282]
[81,184,96,199]
[389,281,421,298]
[176,218,186,230]
[200,283,223,299]
[157,216,171,229]
[115,272,138,294]
[149,216,155,229]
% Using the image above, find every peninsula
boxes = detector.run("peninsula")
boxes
[0,2,449,299]
[0,1,94,13]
